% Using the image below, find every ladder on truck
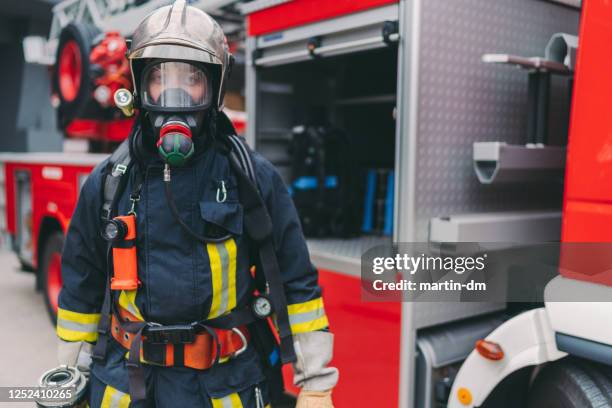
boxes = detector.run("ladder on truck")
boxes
[24,0,243,65]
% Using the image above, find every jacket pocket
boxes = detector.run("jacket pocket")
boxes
[199,200,244,237]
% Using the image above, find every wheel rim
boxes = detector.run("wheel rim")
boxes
[47,253,62,314]
[58,40,82,102]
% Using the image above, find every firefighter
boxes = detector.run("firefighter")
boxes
[55,1,338,407]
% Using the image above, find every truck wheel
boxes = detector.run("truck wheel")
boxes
[40,232,64,323]
[53,22,100,128]
[527,357,612,408]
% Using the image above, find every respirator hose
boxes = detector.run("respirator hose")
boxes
[163,170,231,244]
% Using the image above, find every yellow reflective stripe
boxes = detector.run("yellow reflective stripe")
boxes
[206,238,237,319]
[287,297,329,334]
[207,242,223,318]
[56,308,100,342]
[100,385,130,408]
[287,297,324,315]
[118,290,144,321]
[211,392,243,408]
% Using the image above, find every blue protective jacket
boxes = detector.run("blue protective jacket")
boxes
[56,124,329,406]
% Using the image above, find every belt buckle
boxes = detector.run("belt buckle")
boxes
[145,324,196,344]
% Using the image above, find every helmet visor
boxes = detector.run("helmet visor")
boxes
[142,61,212,109]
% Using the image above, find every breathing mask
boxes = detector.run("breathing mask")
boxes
[140,60,213,166]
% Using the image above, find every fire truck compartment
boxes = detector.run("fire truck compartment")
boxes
[253,46,398,275]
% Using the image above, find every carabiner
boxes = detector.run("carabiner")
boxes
[216,180,227,203]
[128,195,140,216]
[230,327,248,358]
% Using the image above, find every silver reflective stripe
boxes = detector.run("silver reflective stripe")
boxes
[288,308,325,325]
[126,301,140,318]
[57,318,98,333]
[218,242,230,314]
[221,395,234,408]
[110,389,126,408]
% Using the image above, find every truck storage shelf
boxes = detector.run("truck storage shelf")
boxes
[259,128,291,135]
[258,137,291,143]
[335,94,396,106]
[307,235,391,278]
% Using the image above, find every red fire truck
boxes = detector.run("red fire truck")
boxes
[6,0,612,407]
[241,0,612,407]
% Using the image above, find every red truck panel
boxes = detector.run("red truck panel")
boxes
[66,118,134,142]
[562,0,612,284]
[247,0,398,37]
[561,201,612,285]
[283,269,401,407]
[564,0,612,206]
[4,161,96,268]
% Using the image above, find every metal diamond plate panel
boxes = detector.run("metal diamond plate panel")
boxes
[413,0,579,241]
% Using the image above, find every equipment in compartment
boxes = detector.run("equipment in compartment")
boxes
[255,46,398,241]
[362,168,394,236]
[288,124,361,237]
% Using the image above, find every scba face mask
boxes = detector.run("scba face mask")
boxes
[141,61,213,166]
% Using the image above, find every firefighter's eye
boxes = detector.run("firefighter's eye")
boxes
[184,75,197,86]
[149,69,161,84]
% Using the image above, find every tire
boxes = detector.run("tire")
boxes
[53,22,100,128]
[527,357,612,408]
[40,232,65,323]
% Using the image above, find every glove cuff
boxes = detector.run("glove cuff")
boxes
[292,331,339,391]
[57,339,92,373]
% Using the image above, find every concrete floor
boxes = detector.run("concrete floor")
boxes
[0,251,57,405]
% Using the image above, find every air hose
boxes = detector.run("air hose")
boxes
[163,164,231,244]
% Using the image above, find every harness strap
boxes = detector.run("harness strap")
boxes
[227,150,296,364]
[91,248,114,361]
[112,302,254,401]
[101,140,132,221]
[93,139,134,362]
[227,134,256,184]
[110,308,250,369]
[125,322,147,402]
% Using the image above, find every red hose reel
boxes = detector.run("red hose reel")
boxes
[89,32,132,107]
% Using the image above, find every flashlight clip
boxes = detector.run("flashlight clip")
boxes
[128,195,139,216]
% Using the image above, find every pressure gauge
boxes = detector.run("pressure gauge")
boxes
[252,296,273,319]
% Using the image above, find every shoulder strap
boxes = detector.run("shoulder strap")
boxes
[227,134,257,185]
[101,139,132,221]
[93,139,132,362]
[224,135,297,364]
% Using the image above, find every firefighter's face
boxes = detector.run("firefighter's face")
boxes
[142,61,212,109]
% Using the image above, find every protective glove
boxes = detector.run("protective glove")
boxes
[57,339,93,377]
[293,331,338,408]
[296,390,334,408]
